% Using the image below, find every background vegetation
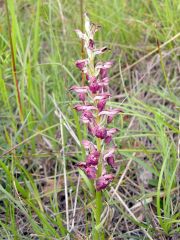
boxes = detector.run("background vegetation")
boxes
[0,0,179,239]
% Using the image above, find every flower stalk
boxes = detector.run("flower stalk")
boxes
[71,13,121,238]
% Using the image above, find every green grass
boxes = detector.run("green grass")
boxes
[0,0,180,239]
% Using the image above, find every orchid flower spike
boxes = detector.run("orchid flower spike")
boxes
[71,13,122,191]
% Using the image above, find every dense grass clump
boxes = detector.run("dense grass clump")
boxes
[0,0,179,239]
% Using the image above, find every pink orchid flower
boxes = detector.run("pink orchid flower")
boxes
[94,93,110,112]
[80,110,95,124]
[105,128,119,144]
[96,174,114,191]
[85,166,97,179]
[86,150,100,166]
[70,86,88,101]
[103,147,117,168]
[99,109,122,123]
[76,162,97,179]
[89,82,100,94]
[95,126,107,139]
[96,61,113,79]
[75,59,88,70]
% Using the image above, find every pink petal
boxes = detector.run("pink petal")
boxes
[80,115,90,124]
[77,162,97,179]
[104,61,113,68]
[98,77,110,86]
[70,86,88,93]
[107,128,119,135]
[74,104,97,112]
[96,61,113,70]
[86,75,99,83]
[99,109,122,115]
[93,93,110,101]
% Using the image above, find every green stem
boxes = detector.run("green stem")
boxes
[94,191,102,239]
[94,138,104,239]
